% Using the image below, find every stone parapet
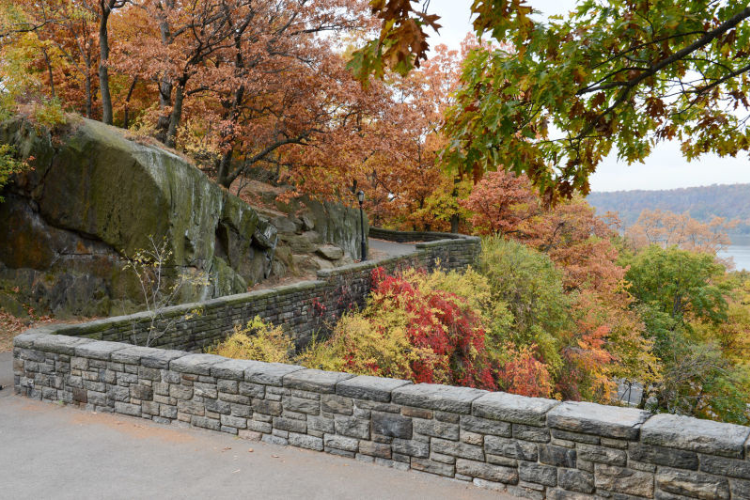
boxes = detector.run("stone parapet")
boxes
[31,233,480,353]
[14,330,750,499]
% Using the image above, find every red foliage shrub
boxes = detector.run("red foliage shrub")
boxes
[369,267,496,390]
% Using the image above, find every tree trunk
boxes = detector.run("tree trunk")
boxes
[155,9,174,143]
[217,149,235,188]
[217,82,246,188]
[98,1,113,125]
[123,76,138,129]
[164,80,185,148]
[155,78,173,143]
[84,74,92,118]
[450,214,460,233]
[42,48,56,98]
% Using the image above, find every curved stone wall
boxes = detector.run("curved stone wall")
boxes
[14,329,750,500]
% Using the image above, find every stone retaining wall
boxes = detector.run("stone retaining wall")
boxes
[33,234,480,353]
[14,330,750,500]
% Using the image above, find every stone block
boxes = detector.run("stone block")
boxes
[411,458,455,477]
[252,399,282,416]
[140,349,186,369]
[337,375,411,402]
[551,429,600,445]
[472,392,559,426]
[547,402,649,440]
[413,418,459,440]
[513,423,550,443]
[519,462,557,487]
[262,434,288,446]
[217,379,238,394]
[211,359,256,380]
[455,459,518,484]
[283,368,354,393]
[273,417,307,434]
[402,407,433,419]
[641,414,750,459]
[220,414,247,429]
[138,366,161,381]
[70,357,89,371]
[321,394,353,415]
[12,330,49,349]
[594,464,654,498]
[484,436,539,462]
[130,384,153,401]
[577,443,627,466]
[359,441,391,459]
[392,384,486,414]
[334,416,370,439]
[540,445,576,468]
[169,385,193,400]
[700,455,750,480]
[460,430,483,446]
[289,433,323,451]
[238,382,265,399]
[114,402,141,417]
[460,415,512,437]
[629,444,699,470]
[75,341,127,361]
[283,396,320,415]
[657,468,729,500]
[324,434,360,452]
[170,354,225,375]
[194,382,218,399]
[247,420,272,434]
[547,488,591,500]
[431,438,484,461]
[308,416,335,434]
[372,412,413,439]
[34,335,95,356]
[392,438,429,458]
[177,400,205,416]
[558,469,594,494]
[192,416,221,431]
[205,398,231,415]
[730,479,750,499]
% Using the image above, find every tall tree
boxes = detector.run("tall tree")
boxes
[83,0,126,124]
[355,1,750,201]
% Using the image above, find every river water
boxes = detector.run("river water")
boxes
[719,235,750,272]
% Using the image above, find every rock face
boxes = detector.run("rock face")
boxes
[250,193,366,277]
[0,117,328,317]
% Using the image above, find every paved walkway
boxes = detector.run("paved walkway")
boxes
[368,238,417,258]
[0,352,514,500]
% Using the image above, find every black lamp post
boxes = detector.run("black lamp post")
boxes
[357,190,367,261]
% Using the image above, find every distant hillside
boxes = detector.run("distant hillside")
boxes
[587,183,750,235]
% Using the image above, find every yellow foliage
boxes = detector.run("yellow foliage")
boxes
[299,310,435,381]
[208,316,294,364]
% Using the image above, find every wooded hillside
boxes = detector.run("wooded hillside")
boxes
[588,184,750,234]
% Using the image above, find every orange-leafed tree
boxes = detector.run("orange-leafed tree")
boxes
[626,208,737,255]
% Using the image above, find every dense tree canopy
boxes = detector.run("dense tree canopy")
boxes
[357,1,750,201]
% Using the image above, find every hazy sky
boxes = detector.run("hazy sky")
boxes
[425,0,750,193]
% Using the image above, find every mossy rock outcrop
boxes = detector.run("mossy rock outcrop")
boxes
[0,117,264,316]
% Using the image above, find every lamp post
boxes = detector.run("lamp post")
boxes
[357,190,367,261]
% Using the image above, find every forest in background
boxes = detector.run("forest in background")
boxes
[588,184,750,234]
